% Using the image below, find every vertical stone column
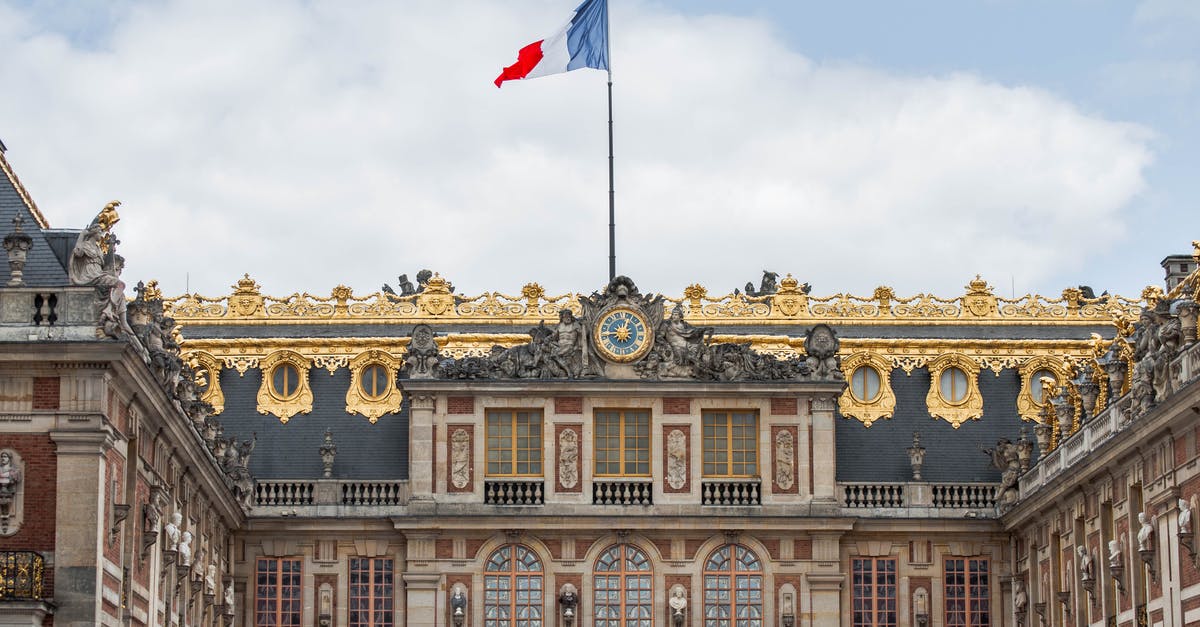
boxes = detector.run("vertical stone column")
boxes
[810,396,837,502]
[805,573,844,627]
[409,394,436,501]
[404,532,440,626]
[50,429,112,627]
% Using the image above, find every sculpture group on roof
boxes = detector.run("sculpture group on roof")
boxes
[68,204,256,510]
[383,269,457,300]
[407,275,843,383]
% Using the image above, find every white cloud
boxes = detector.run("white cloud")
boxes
[0,0,1153,300]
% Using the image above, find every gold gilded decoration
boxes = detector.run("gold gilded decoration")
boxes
[345,350,403,423]
[256,350,314,423]
[772,275,807,317]
[924,353,984,429]
[417,274,455,315]
[95,200,121,253]
[962,276,999,317]
[1141,285,1165,310]
[225,356,259,376]
[1016,356,1065,423]
[143,280,163,301]
[227,274,265,318]
[313,355,349,375]
[837,352,897,427]
[163,274,1142,327]
[186,351,225,415]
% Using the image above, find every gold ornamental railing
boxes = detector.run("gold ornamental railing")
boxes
[0,551,45,601]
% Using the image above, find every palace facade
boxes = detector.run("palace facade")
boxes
[1,148,1199,627]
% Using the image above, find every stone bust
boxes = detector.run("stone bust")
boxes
[1137,512,1154,552]
[0,451,20,498]
[164,511,183,551]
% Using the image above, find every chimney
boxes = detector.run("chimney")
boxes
[1161,254,1198,292]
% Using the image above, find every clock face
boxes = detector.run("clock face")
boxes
[594,306,653,363]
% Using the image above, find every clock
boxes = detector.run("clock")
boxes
[594,306,653,363]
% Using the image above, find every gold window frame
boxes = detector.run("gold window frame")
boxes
[1016,356,1066,423]
[837,352,897,427]
[701,410,759,478]
[345,350,403,423]
[256,350,314,423]
[592,409,652,477]
[925,353,983,429]
[485,409,544,477]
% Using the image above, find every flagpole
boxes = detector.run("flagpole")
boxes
[606,1,615,281]
[607,74,615,281]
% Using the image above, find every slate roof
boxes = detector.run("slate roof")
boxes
[835,366,1032,483]
[0,153,71,287]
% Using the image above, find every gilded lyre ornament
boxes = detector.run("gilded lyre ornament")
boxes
[256,350,314,423]
[345,350,403,422]
[837,352,897,427]
[924,353,984,429]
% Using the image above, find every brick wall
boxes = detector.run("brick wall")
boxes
[31,376,59,410]
[103,449,125,565]
[554,397,582,414]
[447,396,474,414]
[662,397,691,415]
[0,434,56,602]
[770,397,797,415]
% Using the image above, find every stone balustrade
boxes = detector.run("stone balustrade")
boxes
[701,479,762,506]
[0,287,105,340]
[592,479,654,505]
[840,481,999,515]
[483,479,545,506]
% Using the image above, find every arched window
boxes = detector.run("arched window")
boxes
[594,543,653,626]
[703,544,763,627]
[484,544,544,627]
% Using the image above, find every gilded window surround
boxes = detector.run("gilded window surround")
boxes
[1015,356,1066,424]
[344,350,403,423]
[837,352,897,428]
[186,350,226,415]
[924,353,984,429]
[256,350,314,423]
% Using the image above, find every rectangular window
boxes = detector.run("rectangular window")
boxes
[852,558,897,627]
[486,410,543,476]
[255,558,302,627]
[349,558,394,627]
[702,411,758,477]
[945,558,989,627]
[594,409,651,476]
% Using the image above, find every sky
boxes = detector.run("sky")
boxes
[0,0,1196,301]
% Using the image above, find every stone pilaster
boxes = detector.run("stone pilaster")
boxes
[402,572,441,627]
[810,395,837,502]
[49,429,112,627]
[409,394,436,501]
[805,572,844,627]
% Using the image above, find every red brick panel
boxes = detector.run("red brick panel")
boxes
[447,396,474,414]
[555,424,582,493]
[32,377,59,410]
[133,476,151,589]
[554,397,582,414]
[0,434,57,556]
[1182,476,1200,588]
[771,425,799,494]
[794,539,812,560]
[465,538,487,561]
[435,539,454,560]
[446,424,474,494]
[651,538,672,562]
[103,449,125,564]
[770,397,797,416]
[909,576,932,627]
[662,397,691,415]
[684,538,706,560]
[662,425,691,494]
[1116,517,1131,612]
[761,539,781,561]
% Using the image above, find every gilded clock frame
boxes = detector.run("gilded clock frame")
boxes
[345,350,403,423]
[593,306,653,363]
[925,353,984,429]
[256,350,314,423]
[837,352,897,427]
[1015,356,1066,424]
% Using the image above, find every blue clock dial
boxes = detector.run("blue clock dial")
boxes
[594,307,653,363]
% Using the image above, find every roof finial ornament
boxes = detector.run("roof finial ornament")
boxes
[3,214,33,287]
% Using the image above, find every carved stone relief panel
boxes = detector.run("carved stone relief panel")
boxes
[447,425,473,493]
[772,426,797,494]
[665,428,688,492]
[557,427,580,491]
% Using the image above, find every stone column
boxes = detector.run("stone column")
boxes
[49,429,112,627]
[409,394,436,501]
[810,396,837,502]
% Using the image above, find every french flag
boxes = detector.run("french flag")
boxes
[495,0,609,88]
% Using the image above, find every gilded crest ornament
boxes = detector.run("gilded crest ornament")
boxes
[962,276,999,318]
[417,274,455,315]
[227,274,265,317]
[772,275,808,317]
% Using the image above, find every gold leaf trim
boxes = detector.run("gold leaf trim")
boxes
[925,353,984,429]
[256,350,314,423]
[345,350,403,423]
[837,352,897,427]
